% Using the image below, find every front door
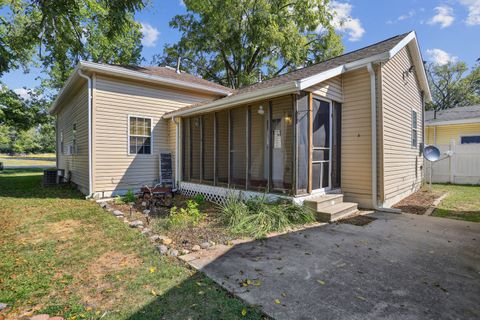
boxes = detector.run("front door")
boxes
[312,98,332,191]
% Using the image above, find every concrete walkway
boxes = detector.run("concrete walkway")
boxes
[183,212,480,320]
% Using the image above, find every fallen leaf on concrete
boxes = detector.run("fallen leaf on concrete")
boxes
[316,280,326,285]
[356,295,366,301]
[274,299,281,304]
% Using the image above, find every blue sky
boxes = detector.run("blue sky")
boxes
[2,0,479,96]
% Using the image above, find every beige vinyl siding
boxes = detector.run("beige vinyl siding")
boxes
[93,74,218,195]
[381,46,423,206]
[56,83,90,194]
[426,123,480,145]
[305,76,343,102]
[341,68,373,208]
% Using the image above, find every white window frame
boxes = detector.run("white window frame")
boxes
[460,134,480,144]
[411,109,418,148]
[127,115,154,156]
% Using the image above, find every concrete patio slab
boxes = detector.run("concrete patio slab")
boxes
[187,212,480,320]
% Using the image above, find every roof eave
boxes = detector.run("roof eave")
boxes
[164,81,300,118]
[49,61,233,115]
[425,117,480,126]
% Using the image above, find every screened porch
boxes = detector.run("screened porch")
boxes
[179,93,341,197]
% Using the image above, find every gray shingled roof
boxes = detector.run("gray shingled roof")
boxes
[163,31,411,116]
[106,64,234,93]
[425,105,480,123]
[231,32,410,96]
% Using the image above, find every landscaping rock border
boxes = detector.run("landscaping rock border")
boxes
[424,192,449,216]
[97,201,218,258]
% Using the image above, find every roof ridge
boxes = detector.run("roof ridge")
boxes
[234,31,412,92]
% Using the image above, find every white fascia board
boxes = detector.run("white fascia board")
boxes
[49,64,81,114]
[49,60,232,115]
[298,66,345,90]
[425,118,480,126]
[388,31,432,102]
[298,53,389,91]
[164,81,300,118]
[80,61,232,96]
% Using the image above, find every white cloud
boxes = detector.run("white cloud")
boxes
[427,5,455,28]
[140,22,160,47]
[425,48,459,65]
[13,88,31,100]
[179,0,185,6]
[459,0,480,25]
[387,9,417,24]
[327,1,365,42]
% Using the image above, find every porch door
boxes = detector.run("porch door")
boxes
[312,98,332,191]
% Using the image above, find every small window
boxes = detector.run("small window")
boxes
[129,116,152,155]
[461,136,480,144]
[411,110,418,148]
[60,131,64,154]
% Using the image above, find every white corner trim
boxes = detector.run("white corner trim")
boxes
[77,70,93,196]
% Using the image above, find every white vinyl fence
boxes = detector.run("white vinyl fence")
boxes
[425,140,480,185]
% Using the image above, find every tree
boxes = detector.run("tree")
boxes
[155,0,344,89]
[0,85,50,131]
[426,60,480,112]
[0,0,146,88]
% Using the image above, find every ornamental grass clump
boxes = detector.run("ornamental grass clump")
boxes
[220,194,315,238]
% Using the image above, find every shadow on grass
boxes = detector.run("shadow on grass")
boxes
[0,169,83,200]
[125,272,266,320]
[432,208,480,222]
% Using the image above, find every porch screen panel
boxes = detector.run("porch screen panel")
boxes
[332,102,341,188]
[230,106,247,188]
[202,113,214,183]
[312,99,330,190]
[271,97,294,193]
[216,110,229,185]
[190,116,201,180]
[249,103,268,191]
[182,118,191,181]
[296,93,309,193]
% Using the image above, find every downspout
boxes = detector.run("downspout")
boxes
[77,69,93,198]
[172,116,181,189]
[367,63,401,213]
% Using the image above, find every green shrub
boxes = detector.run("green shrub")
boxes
[114,195,124,205]
[193,193,205,205]
[220,194,315,238]
[123,189,136,203]
[167,200,204,229]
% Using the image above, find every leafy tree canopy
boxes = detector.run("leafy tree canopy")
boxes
[0,0,146,89]
[155,0,344,89]
[426,59,480,111]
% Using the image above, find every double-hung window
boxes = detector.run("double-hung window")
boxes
[129,116,152,155]
[411,110,418,148]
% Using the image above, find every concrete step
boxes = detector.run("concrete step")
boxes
[315,202,358,222]
[304,194,344,211]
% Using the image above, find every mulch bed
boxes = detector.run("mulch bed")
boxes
[109,195,234,251]
[338,215,377,226]
[393,188,444,215]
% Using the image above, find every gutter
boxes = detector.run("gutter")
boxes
[367,62,401,213]
[77,70,94,197]
[164,81,301,118]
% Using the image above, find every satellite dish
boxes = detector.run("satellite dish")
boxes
[424,145,440,162]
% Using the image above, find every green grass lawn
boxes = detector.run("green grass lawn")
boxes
[431,184,480,222]
[0,153,55,168]
[0,169,264,319]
